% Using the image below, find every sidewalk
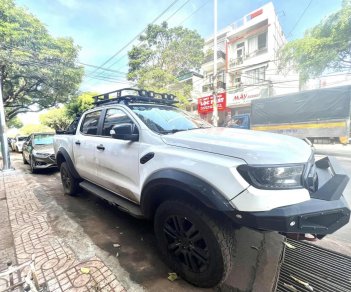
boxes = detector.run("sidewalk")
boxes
[0,170,127,291]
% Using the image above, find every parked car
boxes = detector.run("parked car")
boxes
[54,88,350,288]
[11,135,28,152]
[7,137,14,148]
[22,133,56,173]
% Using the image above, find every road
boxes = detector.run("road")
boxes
[313,145,351,255]
[8,148,351,290]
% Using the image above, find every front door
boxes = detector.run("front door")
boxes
[96,108,140,203]
[73,110,102,183]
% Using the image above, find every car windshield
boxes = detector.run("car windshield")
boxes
[130,105,212,134]
[17,136,27,141]
[33,134,54,145]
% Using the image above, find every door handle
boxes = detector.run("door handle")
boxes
[75,140,81,145]
[96,144,105,151]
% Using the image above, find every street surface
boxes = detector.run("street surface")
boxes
[10,152,210,291]
[7,145,351,290]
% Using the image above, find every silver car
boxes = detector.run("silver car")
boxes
[22,133,56,173]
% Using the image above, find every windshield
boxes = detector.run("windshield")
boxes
[17,136,27,141]
[130,105,212,134]
[33,134,54,145]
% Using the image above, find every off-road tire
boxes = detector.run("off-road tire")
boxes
[22,153,28,164]
[60,162,79,196]
[154,199,234,288]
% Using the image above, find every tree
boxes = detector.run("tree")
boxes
[0,0,83,120]
[7,117,23,128]
[279,0,351,82]
[127,22,204,105]
[65,91,97,118]
[19,124,53,135]
[40,108,72,131]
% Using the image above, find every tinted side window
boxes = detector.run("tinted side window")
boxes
[80,111,101,135]
[102,109,133,136]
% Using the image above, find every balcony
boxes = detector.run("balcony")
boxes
[228,47,268,70]
[204,50,226,63]
[202,81,226,93]
[202,50,226,72]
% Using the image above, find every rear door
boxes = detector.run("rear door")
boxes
[96,107,141,203]
[73,110,103,183]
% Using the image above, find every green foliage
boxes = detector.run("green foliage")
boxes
[127,21,204,105]
[19,124,53,135]
[39,107,72,130]
[7,116,23,128]
[65,91,97,118]
[0,0,83,120]
[279,0,351,82]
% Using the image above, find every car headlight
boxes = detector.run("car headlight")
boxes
[237,164,304,190]
[32,150,49,158]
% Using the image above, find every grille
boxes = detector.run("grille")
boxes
[276,239,351,292]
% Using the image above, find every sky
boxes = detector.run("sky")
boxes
[14,0,343,124]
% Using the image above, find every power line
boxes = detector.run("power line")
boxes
[165,0,192,22]
[98,0,212,76]
[78,62,127,75]
[176,0,211,26]
[87,0,181,77]
[288,0,313,37]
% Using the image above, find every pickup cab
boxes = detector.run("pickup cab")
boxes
[54,88,350,288]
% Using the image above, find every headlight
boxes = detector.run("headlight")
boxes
[237,164,304,190]
[32,150,49,158]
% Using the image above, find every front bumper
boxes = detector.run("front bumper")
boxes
[33,155,57,169]
[228,157,350,236]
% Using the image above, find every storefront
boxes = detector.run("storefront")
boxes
[197,92,228,125]
[227,87,268,116]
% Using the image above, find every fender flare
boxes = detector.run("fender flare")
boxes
[56,148,81,179]
[141,169,233,218]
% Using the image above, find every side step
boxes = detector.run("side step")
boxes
[79,181,144,218]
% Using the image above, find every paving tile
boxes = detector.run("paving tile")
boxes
[0,172,127,292]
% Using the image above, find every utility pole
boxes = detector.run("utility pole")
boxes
[0,66,12,171]
[212,0,218,126]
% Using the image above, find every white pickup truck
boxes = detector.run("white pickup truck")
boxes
[54,88,350,288]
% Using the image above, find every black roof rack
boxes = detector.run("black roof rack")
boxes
[92,88,178,107]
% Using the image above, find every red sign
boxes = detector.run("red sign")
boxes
[198,93,226,114]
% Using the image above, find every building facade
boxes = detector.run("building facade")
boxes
[197,2,299,125]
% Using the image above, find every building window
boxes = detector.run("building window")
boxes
[258,31,267,50]
[236,42,244,64]
[247,31,267,57]
[230,71,242,89]
[245,67,265,85]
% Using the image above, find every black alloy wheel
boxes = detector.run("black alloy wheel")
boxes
[163,215,210,273]
[60,162,79,195]
[154,200,234,288]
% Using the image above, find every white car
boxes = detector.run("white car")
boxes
[54,89,350,288]
[11,135,28,152]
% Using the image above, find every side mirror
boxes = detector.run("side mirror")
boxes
[111,123,139,142]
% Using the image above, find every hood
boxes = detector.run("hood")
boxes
[161,128,312,165]
[34,144,54,154]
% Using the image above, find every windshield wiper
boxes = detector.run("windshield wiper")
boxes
[189,126,212,130]
[159,129,187,134]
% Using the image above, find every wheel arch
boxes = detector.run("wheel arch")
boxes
[140,169,233,220]
[56,148,81,179]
